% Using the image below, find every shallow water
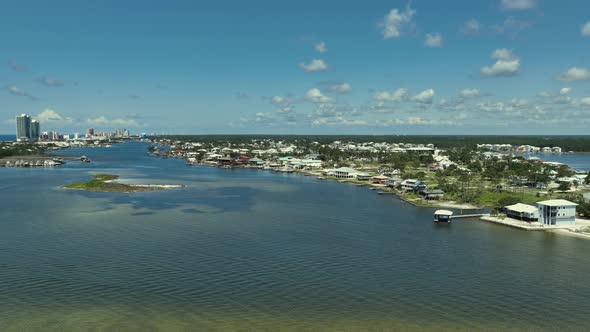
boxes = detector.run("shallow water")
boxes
[1,142,590,331]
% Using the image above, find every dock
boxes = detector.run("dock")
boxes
[451,214,485,219]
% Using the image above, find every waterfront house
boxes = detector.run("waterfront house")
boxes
[505,203,539,222]
[400,179,427,193]
[372,175,390,184]
[356,173,372,181]
[217,157,235,166]
[537,199,578,225]
[333,167,359,179]
[420,189,445,200]
[248,158,265,166]
[299,159,323,169]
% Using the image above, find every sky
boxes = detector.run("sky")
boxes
[1,0,590,135]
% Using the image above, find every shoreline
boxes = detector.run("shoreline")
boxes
[185,163,590,240]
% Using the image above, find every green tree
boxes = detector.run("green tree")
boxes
[498,196,520,207]
[558,182,571,192]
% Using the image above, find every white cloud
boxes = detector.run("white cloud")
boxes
[315,41,327,53]
[271,96,287,105]
[558,67,590,82]
[36,109,73,124]
[481,48,520,77]
[580,97,590,106]
[380,3,416,39]
[6,85,37,100]
[86,116,140,127]
[582,22,590,37]
[7,86,26,96]
[537,91,551,97]
[329,83,352,94]
[560,87,572,95]
[500,0,537,10]
[424,33,443,48]
[461,19,481,34]
[374,88,408,102]
[312,117,368,126]
[460,88,481,98]
[305,88,333,104]
[299,59,328,72]
[412,89,435,104]
[379,117,455,126]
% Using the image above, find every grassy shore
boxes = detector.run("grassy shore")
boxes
[63,174,166,193]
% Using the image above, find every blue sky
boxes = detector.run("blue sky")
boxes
[1,0,590,134]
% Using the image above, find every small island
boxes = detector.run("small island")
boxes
[63,174,183,193]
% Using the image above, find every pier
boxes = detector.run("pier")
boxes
[451,214,486,219]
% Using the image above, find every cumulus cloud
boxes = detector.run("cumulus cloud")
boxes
[380,2,416,39]
[560,87,572,95]
[374,88,408,102]
[86,116,140,127]
[558,67,590,82]
[481,48,520,77]
[461,19,481,34]
[412,89,435,104]
[299,59,328,72]
[580,97,590,107]
[305,88,333,104]
[424,33,443,48]
[36,109,73,124]
[271,95,287,106]
[500,0,537,10]
[315,41,327,53]
[460,88,481,98]
[582,22,590,37]
[329,83,352,94]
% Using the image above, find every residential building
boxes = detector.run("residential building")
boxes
[30,120,40,140]
[16,114,31,142]
[505,203,539,222]
[537,199,578,225]
[333,167,359,179]
[400,179,427,193]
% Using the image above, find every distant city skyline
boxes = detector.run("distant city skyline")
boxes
[1,0,590,134]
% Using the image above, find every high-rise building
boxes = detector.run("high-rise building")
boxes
[86,128,94,137]
[16,114,31,142]
[30,120,40,141]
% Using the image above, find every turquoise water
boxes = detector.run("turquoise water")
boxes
[1,142,590,331]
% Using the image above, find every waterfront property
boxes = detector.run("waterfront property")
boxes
[505,203,539,222]
[537,199,578,225]
[333,167,359,179]
[400,179,427,193]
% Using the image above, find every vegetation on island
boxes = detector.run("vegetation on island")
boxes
[63,174,162,193]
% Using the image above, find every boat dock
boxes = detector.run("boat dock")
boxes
[434,209,485,223]
[451,214,486,219]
